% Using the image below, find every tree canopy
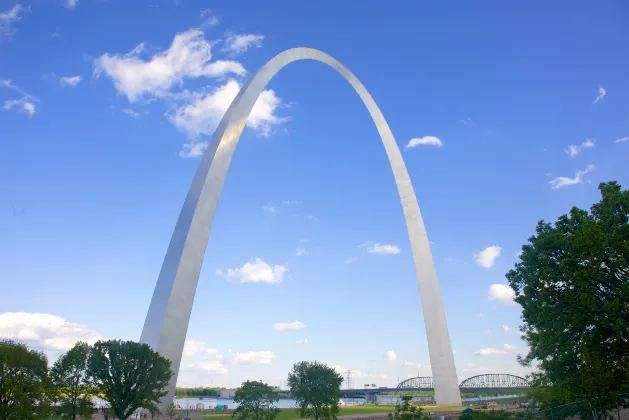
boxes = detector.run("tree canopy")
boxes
[507,181,629,415]
[0,339,52,420]
[287,361,343,420]
[232,380,280,420]
[87,339,172,419]
[50,341,93,420]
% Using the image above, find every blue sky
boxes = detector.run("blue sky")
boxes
[1,0,629,389]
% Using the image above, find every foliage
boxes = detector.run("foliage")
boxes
[0,339,53,420]
[87,339,172,419]
[507,182,629,416]
[287,361,343,420]
[176,386,226,397]
[232,380,280,420]
[50,341,93,420]
[387,396,430,420]
[459,411,534,420]
[166,402,177,417]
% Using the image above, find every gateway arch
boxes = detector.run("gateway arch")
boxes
[141,48,461,410]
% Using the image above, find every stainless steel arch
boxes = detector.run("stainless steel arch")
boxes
[140,47,461,411]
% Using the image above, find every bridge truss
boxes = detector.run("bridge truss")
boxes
[397,374,529,389]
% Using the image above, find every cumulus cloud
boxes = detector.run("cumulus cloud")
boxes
[66,0,79,8]
[272,321,305,331]
[230,351,277,365]
[488,284,516,305]
[182,340,221,358]
[474,347,508,356]
[200,9,219,27]
[593,86,606,104]
[0,312,103,351]
[549,164,595,189]
[262,204,277,213]
[405,136,443,149]
[171,79,288,157]
[565,139,595,158]
[615,137,629,144]
[502,325,511,332]
[3,97,35,116]
[0,4,26,39]
[296,249,307,257]
[94,29,246,102]
[122,108,140,118]
[474,245,502,268]
[503,344,518,351]
[296,338,308,345]
[224,33,264,54]
[384,350,397,361]
[367,243,400,255]
[60,75,82,87]
[218,258,287,284]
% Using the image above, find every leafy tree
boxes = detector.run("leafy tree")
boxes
[507,182,629,417]
[233,380,280,420]
[388,396,430,420]
[165,402,177,417]
[87,339,172,419]
[0,340,53,420]
[287,361,343,420]
[50,341,93,420]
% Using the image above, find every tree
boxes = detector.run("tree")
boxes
[388,396,430,420]
[165,403,177,418]
[507,182,629,417]
[50,341,93,420]
[87,339,172,419]
[232,380,280,420]
[287,361,343,420]
[0,340,53,420]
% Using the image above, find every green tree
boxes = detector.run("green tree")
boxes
[87,339,172,419]
[165,402,177,417]
[50,341,93,420]
[507,181,629,417]
[287,361,343,420]
[0,340,53,420]
[388,396,430,420]
[233,380,280,420]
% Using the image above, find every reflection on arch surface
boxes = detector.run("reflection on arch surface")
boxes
[140,48,461,411]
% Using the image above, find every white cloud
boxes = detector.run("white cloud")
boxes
[262,204,276,213]
[368,243,400,255]
[446,257,455,262]
[384,350,397,361]
[550,164,595,189]
[3,97,35,116]
[0,312,103,351]
[488,284,516,305]
[296,249,307,257]
[502,325,511,332]
[344,257,359,264]
[296,338,308,345]
[200,9,219,27]
[171,79,288,156]
[182,340,221,358]
[94,29,246,102]
[122,108,140,118]
[565,139,595,158]
[224,33,264,54]
[474,347,508,356]
[0,4,26,38]
[282,200,300,205]
[220,258,287,284]
[615,137,629,144]
[197,360,228,375]
[474,245,501,268]
[60,75,82,87]
[230,351,277,365]
[503,344,518,351]
[483,329,491,335]
[405,136,443,149]
[358,241,372,248]
[593,86,606,104]
[272,321,305,331]
[66,0,79,8]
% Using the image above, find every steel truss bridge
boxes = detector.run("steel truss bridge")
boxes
[340,374,530,398]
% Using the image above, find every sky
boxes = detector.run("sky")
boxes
[1,0,629,390]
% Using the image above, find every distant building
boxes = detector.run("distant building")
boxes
[218,390,236,399]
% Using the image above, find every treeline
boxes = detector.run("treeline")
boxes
[175,387,233,397]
